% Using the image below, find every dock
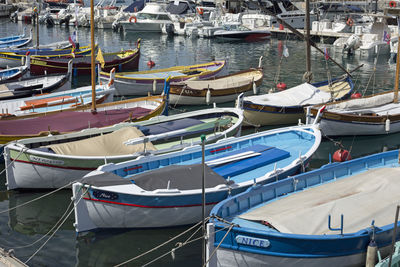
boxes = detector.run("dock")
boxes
[0,248,28,267]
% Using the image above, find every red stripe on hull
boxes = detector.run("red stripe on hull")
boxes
[12,158,96,171]
[84,197,219,208]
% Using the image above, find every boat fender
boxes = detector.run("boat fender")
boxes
[346,18,354,27]
[276,82,287,90]
[253,79,258,94]
[108,68,116,87]
[389,1,397,7]
[147,59,155,68]
[152,79,157,93]
[386,118,391,132]
[365,239,377,267]
[351,92,362,99]
[129,16,137,23]
[206,88,211,105]
[333,149,351,162]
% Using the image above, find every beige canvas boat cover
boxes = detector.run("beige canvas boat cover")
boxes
[47,127,156,156]
[239,167,400,235]
[182,71,262,90]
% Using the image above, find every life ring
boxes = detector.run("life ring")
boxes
[346,18,353,27]
[389,1,397,7]
[197,7,204,15]
[129,16,137,23]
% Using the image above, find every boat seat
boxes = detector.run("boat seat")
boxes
[210,145,291,178]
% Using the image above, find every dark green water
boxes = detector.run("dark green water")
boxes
[0,17,400,266]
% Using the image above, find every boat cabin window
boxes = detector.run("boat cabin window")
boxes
[158,14,171,20]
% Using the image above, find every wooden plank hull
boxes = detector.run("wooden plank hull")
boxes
[169,68,263,105]
[30,45,140,76]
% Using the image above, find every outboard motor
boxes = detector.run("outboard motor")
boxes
[10,11,18,23]
[165,23,175,36]
[343,34,361,54]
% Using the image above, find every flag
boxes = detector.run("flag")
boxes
[383,31,391,44]
[324,47,329,60]
[69,31,76,49]
[96,48,105,68]
[283,45,289,58]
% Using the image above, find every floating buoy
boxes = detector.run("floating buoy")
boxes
[333,149,351,162]
[351,92,362,99]
[147,59,155,68]
[389,1,396,8]
[276,82,287,90]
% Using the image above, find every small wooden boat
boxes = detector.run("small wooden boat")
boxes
[0,62,72,101]
[0,27,27,43]
[0,29,32,49]
[5,103,243,190]
[99,60,226,96]
[169,63,263,105]
[208,149,400,267]
[306,91,400,136]
[30,40,141,76]
[243,76,354,126]
[0,55,30,82]
[71,124,321,232]
[0,45,93,68]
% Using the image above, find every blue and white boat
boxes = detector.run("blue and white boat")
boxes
[72,124,321,233]
[0,28,32,49]
[0,28,27,43]
[207,149,400,267]
[0,52,30,82]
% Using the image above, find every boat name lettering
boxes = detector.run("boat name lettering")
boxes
[30,155,64,165]
[31,59,47,66]
[92,190,118,200]
[235,235,270,248]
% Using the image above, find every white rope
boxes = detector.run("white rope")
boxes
[203,224,234,267]
[0,182,74,215]
[24,187,89,264]
[113,218,209,267]
[0,147,27,178]
[9,186,76,249]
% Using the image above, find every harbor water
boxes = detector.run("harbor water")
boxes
[0,18,400,266]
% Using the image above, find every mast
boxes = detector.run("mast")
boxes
[304,0,312,83]
[90,0,96,112]
[394,19,400,103]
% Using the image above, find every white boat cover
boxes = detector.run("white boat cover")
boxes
[245,82,345,107]
[239,167,400,235]
[47,127,156,156]
[327,92,394,112]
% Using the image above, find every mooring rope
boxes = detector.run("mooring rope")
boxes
[203,224,234,267]
[23,187,89,264]
[141,219,235,267]
[113,218,210,267]
[0,147,27,178]
[0,181,74,215]
[8,185,78,249]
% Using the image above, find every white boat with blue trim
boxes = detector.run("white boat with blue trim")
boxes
[72,124,321,232]
[206,149,400,267]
